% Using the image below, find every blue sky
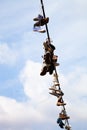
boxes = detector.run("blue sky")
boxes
[0,0,87,130]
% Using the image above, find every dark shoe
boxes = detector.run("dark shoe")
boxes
[33,14,43,21]
[57,118,62,124]
[40,17,49,26]
[40,66,47,76]
[57,118,65,128]
[48,64,55,75]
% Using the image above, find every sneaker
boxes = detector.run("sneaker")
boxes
[56,96,66,106]
[49,90,64,97]
[59,121,65,128]
[57,118,65,128]
[33,14,43,21]
[33,27,46,33]
[59,113,70,120]
[57,118,62,124]
[40,17,49,26]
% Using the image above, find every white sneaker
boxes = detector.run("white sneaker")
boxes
[33,27,46,33]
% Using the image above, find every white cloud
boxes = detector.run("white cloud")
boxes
[0,96,47,126]
[19,60,52,101]
[19,60,87,122]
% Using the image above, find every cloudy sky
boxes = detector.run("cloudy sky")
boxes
[0,0,87,130]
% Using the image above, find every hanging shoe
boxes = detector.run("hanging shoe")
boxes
[57,118,65,129]
[33,26,46,33]
[40,66,47,76]
[40,62,48,76]
[57,118,62,124]
[56,96,66,106]
[59,113,70,120]
[49,90,64,97]
[40,17,49,26]
[33,14,43,21]
[59,121,65,129]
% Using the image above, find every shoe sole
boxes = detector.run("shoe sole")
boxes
[49,92,63,97]
[56,103,66,106]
